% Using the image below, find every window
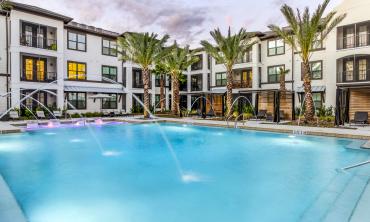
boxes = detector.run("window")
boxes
[216,73,227,86]
[68,62,86,80]
[312,33,323,49]
[345,60,354,81]
[23,57,46,81]
[191,74,202,91]
[102,66,117,81]
[102,94,117,109]
[310,61,323,80]
[102,39,117,56]
[312,93,323,109]
[268,65,284,83]
[358,59,367,81]
[344,27,355,48]
[358,25,368,47]
[67,92,86,109]
[68,31,86,51]
[236,49,252,64]
[268,39,284,56]
[155,95,160,106]
[191,55,203,70]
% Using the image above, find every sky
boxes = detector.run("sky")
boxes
[14,0,343,46]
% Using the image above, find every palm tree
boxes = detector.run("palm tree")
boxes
[279,67,290,93]
[118,32,169,118]
[0,0,9,9]
[163,42,199,115]
[152,63,168,112]
[269,0,346,121]
[201,27,255,117]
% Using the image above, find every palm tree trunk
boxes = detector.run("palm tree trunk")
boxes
[280,72,286,99]
[171,76,180,116]
[160,74,165,112]
[226,69,233,117]
[302,61,315,121]
[143,68,150,118]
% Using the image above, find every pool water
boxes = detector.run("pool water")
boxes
[0,123,369,222]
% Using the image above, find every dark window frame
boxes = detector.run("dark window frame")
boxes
[102,93,118,109]
[191,55,203,71]
[67,92,86,110]
[215,72,227,86]
[67,61,87,80]
[301,60,323,80]
[67,30,87,52]
[102,65,118,82]
[102,38,117,57]
[267,64,285,83]
[191,74,202,91]
[267,39,285,56]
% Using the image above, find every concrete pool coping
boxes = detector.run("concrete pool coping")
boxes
[2,117,370,142]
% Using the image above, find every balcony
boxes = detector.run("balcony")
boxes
[337,55,370,83]
[133,81,152,89]
[21,71,57,82]
[337,23,370,50]
[20,22,57,51]
[21,55,57,82]
[232,80,252,88]
[20,34,57,51]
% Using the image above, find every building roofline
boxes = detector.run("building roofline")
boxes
[8,1,73,23]
[65,22,120,38]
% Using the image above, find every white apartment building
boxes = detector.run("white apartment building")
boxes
[0,0,369,123]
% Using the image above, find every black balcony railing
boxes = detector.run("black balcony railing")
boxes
[337,69,370,83]
[232,80,252,88]
[20,34,57,51]
[133,81,152,88]
[337,33,370,50]
[21,71,57,82]
[191,84,202,91]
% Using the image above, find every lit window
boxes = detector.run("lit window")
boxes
[68,62,86,80]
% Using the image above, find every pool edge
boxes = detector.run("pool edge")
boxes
[0,174,28,222]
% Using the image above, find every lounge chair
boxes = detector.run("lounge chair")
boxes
[350,112,369,125]
[206,109,215,117]
[36,111,46,119]
[114,110,121,116]
[256,110,267,120]
[102,110,111,117]
[9,111,20,120]
[279,111,285,120]
[53,111,62,118]
[266,113,273,121]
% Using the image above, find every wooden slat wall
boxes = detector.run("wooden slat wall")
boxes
[258,93,274,114]
[349,89,370,121]
[280,93,293,120]
[212,95,223,115]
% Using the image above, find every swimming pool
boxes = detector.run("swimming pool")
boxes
[0,123,369,222]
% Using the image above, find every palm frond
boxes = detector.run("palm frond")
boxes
[269,0,346,62]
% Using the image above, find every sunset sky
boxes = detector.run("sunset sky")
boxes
[14,0,342,46]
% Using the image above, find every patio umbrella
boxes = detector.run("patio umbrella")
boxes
[89,94,113,113]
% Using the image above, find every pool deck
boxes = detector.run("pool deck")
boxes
[2,117,370,141]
